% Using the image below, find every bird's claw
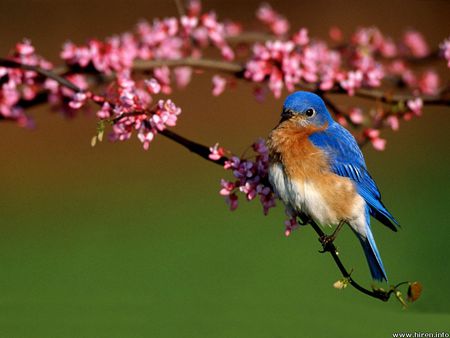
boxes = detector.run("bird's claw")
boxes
[318,235,336,253]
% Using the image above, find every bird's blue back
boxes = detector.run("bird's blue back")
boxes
[309,122,398,231]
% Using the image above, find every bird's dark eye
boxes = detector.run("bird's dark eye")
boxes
[305,108,316,117]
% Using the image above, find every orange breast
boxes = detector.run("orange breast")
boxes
[268,120,360,223]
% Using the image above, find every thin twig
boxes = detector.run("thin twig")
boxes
[133,57,244,75]
[320,93,358,128]
[307,219,390,301]
[160,129,227,165]
[0,58,81,93]
[174,0,185,17]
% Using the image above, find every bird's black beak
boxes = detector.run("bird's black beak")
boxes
[279,109,294,123]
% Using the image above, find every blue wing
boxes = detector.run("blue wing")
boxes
[309,122,399,231]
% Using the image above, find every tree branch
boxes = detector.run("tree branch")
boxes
[306,218,391,301]
[133,58,449,106]
[160,129,227,165]
[2,57,448,109]
[161,128,397,302]
[0,57,417,302]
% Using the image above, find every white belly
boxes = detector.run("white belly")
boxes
[268,162,366,230]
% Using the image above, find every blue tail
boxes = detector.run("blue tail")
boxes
[358,224,388,282]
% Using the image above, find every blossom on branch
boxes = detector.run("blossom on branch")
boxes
[441,38,450,68]
[256,3,289,36]
[0,39,53,126]
[210,138,277,215]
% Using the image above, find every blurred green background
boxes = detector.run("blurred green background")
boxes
[1,1,449,337]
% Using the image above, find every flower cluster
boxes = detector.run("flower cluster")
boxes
[60,1,236,78]
[284,211,300,237]
[61,38,136,74]
[244,25,447,100]
[0,40,53,126]
[211,139,276,215]
[44,74,90,117]
[244,34,385,98]
[2,0,447,156]
[93,73,181,150]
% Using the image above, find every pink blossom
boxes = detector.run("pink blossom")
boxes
[292,28,309,46]
[97,102,112,119]
[386,115,400,131]
[68,92,88,109]
[174,67,192,88]
[364,128,386,151]
[226,193,239,211]
[284,215,299,237]
[440,38,450,68]
[349,107,364,125]
[402,70,417,88]
[223,20,242,37]
[145,78,161,94]
[336,115,348,126]
[379,38,397,58]
[209,143,225,160]
[153,99,181,128]
[256,3,289,36]
[16,39,35,56]
[418,70,440,95]
[224,156,240,170]
[407,97,423,116]
[240,182,258,200]
[220,179,235,196]
[180,16,199,33]
[154,67,172,94]
[212,75,227,96]
[403,30,429,58]
[388,60,407,74]
[187,0,202,17]
[352,27,384,51]
[340,70,363,96]
[137,128,155,150]
[371,137,387,151]
[365,65,384,87]
[403,112,414,121]
[329,26,343,42]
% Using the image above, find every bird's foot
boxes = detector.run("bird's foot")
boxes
[297,213,311,226]
[318,235,336,253]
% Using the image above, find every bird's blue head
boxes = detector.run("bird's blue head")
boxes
[281,91,334,128]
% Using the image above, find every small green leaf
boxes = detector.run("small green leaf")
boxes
[98,130,104,142]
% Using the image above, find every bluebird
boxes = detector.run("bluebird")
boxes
[267,91,398,281]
